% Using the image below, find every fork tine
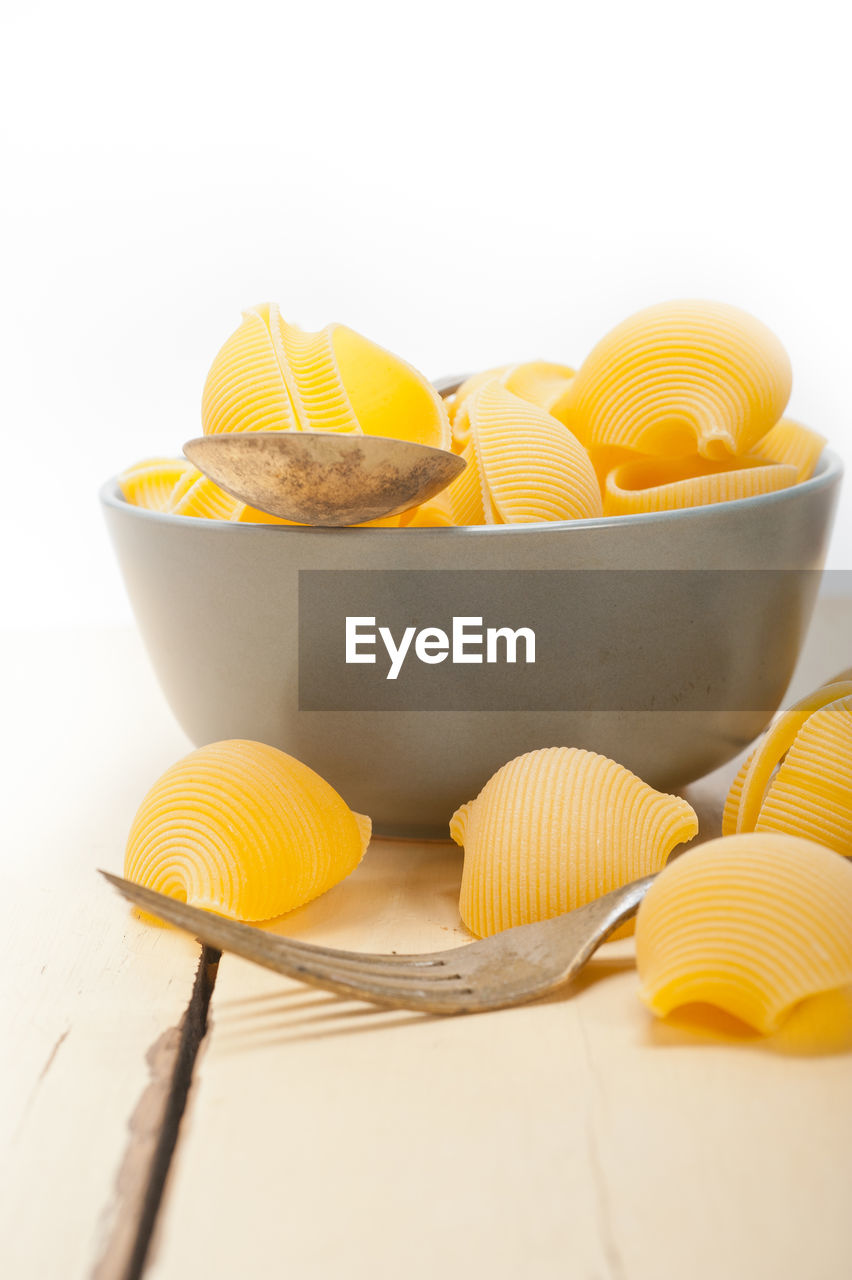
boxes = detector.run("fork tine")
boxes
[100,872,475,1008]
[100,871,459,970]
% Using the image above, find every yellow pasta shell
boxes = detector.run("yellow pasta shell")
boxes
[328,323,451,449]
[603,455,797,515]
[450,361,574,452]
[356,489,455,528]
[751,417,826,482]
[449,365,513,431]
[754,696,852,855]
[552,300,792,460]
[125,739,371,922]
[451,747,698,937]
[398,488,455,527]
[447,436,487,525]
[202,303,299,435]
[721,750,753,838]
[118,458,194,512]
[167,468,243,520]
[731,681,852,837]
[449,382,602,524]
[723,680,852,856]
[636,833,852,1034]
[202,304,450,450]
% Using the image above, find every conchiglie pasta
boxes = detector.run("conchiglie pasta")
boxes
[502,361,575,413]
[118,458,194,512]
[167,468,244,520]
[448,382,602,524]
[448,365,512,437]
[125,739,371,922]
[723,680,852,856]
[202,303,299,435]
[636,833,852,1033]
[450,361,574,451]
[603,455,797,515]
[751,417,826,482]
[165,465,299,523]
[552,300,792,460]
[202,303,450,451]
[450,747,698,937]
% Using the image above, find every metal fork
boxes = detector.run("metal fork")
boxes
[100,871,655,1015]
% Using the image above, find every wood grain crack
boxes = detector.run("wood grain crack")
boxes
[91,946,219,1280]
[577,1014,627,1280]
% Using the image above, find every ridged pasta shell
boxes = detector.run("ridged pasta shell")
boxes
[449,365,513,435]
[636,833,852,1033]
[450,747,698,937]
[603,455,797,515]
[751,417,826,482]
[356,488,455,527]
[328,323,451,449]
[202,304,450,450]
[450,361,574,451]
[721,750,753,838]
[552,300,792,460]
[729,681,852,840]
[449,382,602,525]
[723,680,852,856]
[202,303,299,435]
[502,361,575,412]
[118,458,194,512]
[125,739,371,922]
[167,467,243,520]
[755,696,852,855]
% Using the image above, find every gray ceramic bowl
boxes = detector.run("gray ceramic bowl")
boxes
[101,450,842,837]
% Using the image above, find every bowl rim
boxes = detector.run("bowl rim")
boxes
[99,448,843,535]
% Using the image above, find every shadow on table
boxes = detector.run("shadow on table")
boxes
[209,952,637,1052]
[642,985,852,1058]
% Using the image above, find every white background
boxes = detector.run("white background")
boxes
[2,0,850,628]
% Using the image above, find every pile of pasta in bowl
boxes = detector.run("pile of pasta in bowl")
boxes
[118,299,826,526]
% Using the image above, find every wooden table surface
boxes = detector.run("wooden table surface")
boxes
[2,599,851,1280]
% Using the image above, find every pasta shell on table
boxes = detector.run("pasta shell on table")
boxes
[551,300,792,460]
[723,680,852,856]
[755,696,852,855]
[202,304,451,450]
[448,382,602,525]
[749,417,826,482]
[125,739,371,923]
[118,458,194,512]
[726,680,852,844]
[635,833,852,1034]
[721,750,753,838]
[450,746,698,938]
[603,455,797,515]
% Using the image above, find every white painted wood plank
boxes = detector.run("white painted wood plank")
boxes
[148,836,852,1280]
[0,628,202,1278]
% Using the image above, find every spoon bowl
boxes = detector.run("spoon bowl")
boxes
[183,430,466,526]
